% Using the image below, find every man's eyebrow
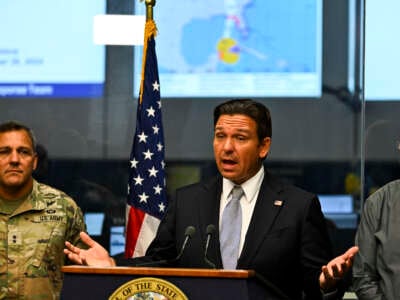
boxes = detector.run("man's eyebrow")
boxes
[0,146,33,152]
[17,146,35,152]
[215,127,250,133]
[235,128,251,133]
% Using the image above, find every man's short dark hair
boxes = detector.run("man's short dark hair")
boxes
[213,99,272,141]
[0,121,37,150]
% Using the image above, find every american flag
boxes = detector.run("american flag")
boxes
[125,20,167,258]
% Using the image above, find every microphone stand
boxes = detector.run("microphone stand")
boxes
[134,226,196,267]
[204,224,217,269]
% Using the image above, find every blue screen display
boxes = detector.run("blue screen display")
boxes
[0,0,106,98]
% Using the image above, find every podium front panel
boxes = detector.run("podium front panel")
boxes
[61,272,274,299]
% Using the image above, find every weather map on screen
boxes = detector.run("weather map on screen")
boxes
[134,0,322,98]
[0,0,106,98]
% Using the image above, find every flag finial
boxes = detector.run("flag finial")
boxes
[140,0,156,21]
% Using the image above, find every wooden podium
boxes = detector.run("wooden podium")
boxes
[61,266,287,299]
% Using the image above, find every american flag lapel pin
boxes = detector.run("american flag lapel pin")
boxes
[274,200,283,207]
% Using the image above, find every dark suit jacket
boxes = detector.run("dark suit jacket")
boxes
[129,171,333,299]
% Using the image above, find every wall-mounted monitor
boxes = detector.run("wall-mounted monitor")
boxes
[349,0,400,101]
[84,212,105,236]
[318,194,354,214]
[364,0,400,101]
[109,226,125,256]
[134,0,322,98]
[318,194,358,229]
[0,0,106,98]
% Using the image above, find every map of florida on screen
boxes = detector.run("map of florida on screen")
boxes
[134,0,322,98]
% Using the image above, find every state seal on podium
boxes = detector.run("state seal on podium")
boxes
[108,277,189,300]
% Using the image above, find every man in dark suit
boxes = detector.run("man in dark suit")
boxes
[65,99,358,299]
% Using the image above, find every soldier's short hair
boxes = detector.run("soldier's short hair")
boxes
[0,121,37,150]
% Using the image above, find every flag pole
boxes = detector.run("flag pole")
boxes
[144,0,155,21]
[139,0,157,103]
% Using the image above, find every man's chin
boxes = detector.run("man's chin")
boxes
[4,184,23,191]
[3,178,25,189]
[220,170,239,181]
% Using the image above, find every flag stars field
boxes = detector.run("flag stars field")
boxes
[152,125,160,134]
[134,175,144,186]
[153,184,162,195]
[130,158,139,168]
[138,131,148,143]
[152,80,160,91]
[158,202,166,213]
[143,149,154,160]
[146,106,155,117]
[148,166,158,177]
[139,192,149,203]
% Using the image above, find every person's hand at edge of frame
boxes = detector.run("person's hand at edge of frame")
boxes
[319,246,359,292]
[64,232,116,267]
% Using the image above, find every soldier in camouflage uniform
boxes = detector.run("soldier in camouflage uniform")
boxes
[0,121,87,299]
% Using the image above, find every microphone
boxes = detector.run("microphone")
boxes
[204,224,216,269]
[135,225,196,267]
[175,225,196,262]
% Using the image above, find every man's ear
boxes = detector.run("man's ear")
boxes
[259,137,271,159]
[32,153,38,171]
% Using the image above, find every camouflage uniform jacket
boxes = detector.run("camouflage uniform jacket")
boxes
[0,180,86,299]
